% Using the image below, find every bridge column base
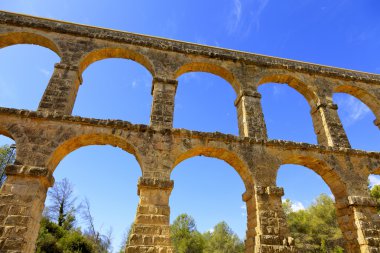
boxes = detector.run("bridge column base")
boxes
[0,165,53,253]
[253,186,296,253]
[125,177,174,253]
[336,196,380,253]
[255,244,297,253]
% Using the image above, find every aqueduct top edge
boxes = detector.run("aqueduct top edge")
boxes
[1,10,380,85]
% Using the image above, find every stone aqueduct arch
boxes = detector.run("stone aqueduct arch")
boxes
[0,11,379,253]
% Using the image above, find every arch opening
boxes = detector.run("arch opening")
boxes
[334,85,380,120]
[174,62,239,94]
[258,83,317,144]
[258,74,318,106]
[40,144,141,252]
[0,134,16,187]
[173,147,253,189]
[334,92,380,151]
[0,32,61,56]
[170,155,247,251]
[277,163,346,251]
[73,57,153,123]
[369,174,380,214]
[79,48,154,76]
[174,72,238,135]
[0,44,60,110]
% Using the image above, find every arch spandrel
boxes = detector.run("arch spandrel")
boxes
[172,146,253,190]
[174,61,241,95]
[46,133,143,173]
[0,32,61,57]
[78,47,155,77]
[351,155,380,178]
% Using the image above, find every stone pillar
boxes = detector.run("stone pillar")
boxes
[126,177,174,253]
[310,102,351,148]
[38,62,82,115]
[235,90,267,140]
[150,77,178,129]
[242,190,256,253]
[336,196,380,253]
[0,165,53,253]
[253,186,295,253]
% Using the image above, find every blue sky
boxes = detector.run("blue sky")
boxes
[1,0,380,251]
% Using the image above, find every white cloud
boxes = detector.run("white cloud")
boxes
[240,204,246,210]
[348,97,370,121]
[291,201,305,211]
[369,175,380,188]
[131,80,138,88]
[208,228,215,233]
[227,0,270,35]
[250,0,270,32]
[336,95,370,126]
[227,0,242,34]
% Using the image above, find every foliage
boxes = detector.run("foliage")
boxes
[203,222,244,253]
[36,217,95,253]
[284,194,345,252]
[0,144,16,186]
[170,214,243,253]
[46,178,77,227]
[370,185,380,213]
[171,214,205,253]
[36,179,114,253]
[37,177,360,253]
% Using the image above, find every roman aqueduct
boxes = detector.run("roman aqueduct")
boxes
[0,11,379,253]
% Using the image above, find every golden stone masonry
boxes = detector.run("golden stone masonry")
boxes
[0,11,379,253]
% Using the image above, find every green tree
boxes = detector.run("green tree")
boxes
[36,217,96,253]
[284,194,344,251]
[282,199,293,216]
[0,144,16,186]
[47,178,77,228]
[204,221,244,253]
[171,214,205,253]
[370,184,380,213]
[36,179,112,253]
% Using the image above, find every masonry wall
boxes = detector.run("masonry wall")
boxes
[0,11,379,253]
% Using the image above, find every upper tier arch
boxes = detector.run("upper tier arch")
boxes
[334,84,380,120]
[78,47,155,76]
[257,72,319,106]
[174,62,240,94]
[0,32,61,57]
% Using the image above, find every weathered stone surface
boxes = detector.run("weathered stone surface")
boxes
[0,10,379,253]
